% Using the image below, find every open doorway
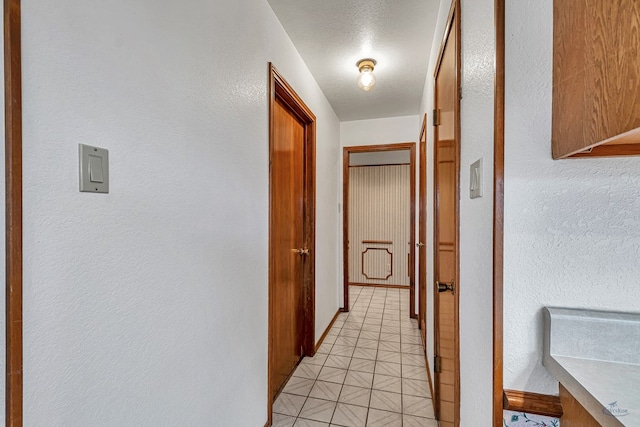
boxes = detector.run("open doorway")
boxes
[342,143,416,317]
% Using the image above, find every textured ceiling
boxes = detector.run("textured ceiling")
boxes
[267,0,440,121]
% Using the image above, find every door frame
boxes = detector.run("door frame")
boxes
[267,63,316,421]
[5,0,24,424]
[342,143,416,317]
[493,0,506,424]
[433,0,461,423]
[418,114,427,336]
[418,114,435,401]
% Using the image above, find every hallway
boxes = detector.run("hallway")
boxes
[272,286,436,427]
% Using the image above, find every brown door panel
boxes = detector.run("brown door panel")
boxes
[270,98,306,397]
[433,3,460,425]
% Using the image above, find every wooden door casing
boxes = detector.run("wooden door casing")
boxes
[268,64,316,424]
[342,143,416,316]
[5,0,24,424]
[418,114,427,339]
[433,2,461,427]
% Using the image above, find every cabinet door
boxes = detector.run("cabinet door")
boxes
[559,385,601,427]
[552,0,640,158]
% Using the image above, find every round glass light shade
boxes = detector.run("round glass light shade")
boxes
[357,66,376,91]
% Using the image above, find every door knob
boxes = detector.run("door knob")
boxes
[417,242,425,248]
[292,248,310,256]
[437,280,455,294]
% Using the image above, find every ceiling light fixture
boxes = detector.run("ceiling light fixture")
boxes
[356,58,377,92]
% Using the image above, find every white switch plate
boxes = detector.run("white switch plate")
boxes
[79,143,109,193]
[470,158,482,199]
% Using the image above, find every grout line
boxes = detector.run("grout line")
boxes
[363,286,376,426]
[283,286,436,425]
[327,286,364,426]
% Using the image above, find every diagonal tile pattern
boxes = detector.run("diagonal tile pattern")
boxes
[273,285,437,426]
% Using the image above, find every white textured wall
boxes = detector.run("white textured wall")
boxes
[504,0,640,394]
[349,165,411,286]
[419,0,495,424]
[458,0,495,423]
[339,115,419,310]
[340,115,420,147]
[21,0,340,425]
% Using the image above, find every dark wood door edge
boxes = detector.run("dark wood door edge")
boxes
[342,142,416,319]
[493,0,506,425]
[267,62,316,426]
[314,309,342,352]
[503,390,563,418]
[5,0,23,425]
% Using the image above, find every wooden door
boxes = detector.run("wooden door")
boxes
[418,116,427,341]
[270,96,306,397]
[433,3,460,427]
[268,64,316,419]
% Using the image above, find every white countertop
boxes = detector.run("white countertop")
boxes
[544,355,639,426]
[542,307,640,427]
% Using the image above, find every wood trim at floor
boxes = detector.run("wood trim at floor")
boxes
[349,283,410,290]
[503,389,563,418]
[315,309,343,352]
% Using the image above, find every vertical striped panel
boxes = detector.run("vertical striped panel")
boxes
[348,165,411,286]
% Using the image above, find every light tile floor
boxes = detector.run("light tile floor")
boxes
[273,286,438,427]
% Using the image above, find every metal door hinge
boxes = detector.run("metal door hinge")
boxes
[432,109,440,126]
[434,355,442,373]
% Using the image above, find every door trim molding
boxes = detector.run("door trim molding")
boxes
[493,0,505,425]
[267,63,316,424]
[342,143,416,317]
[315,309,342,352]
[417,112,433,412]
[432,0,461,423]
[5,0,23,424]
[417,114,427,336]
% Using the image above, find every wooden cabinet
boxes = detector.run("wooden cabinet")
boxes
[559,385,601,427]
[552,0,640,159]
